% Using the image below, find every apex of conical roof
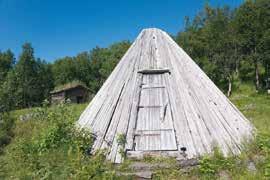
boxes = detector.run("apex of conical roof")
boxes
[77,28,254,163]
[141,27,164,31]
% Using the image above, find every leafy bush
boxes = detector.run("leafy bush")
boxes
[0,103,115,179]
[199,133,270,179]
[19,103,93,155]
[117,133,126,158]
[254,133,270,178]
[198,148,235,178]
[0,113,14,154]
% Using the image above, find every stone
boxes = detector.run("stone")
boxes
[177,158,199,167]
[253,155,266,164]
[19,113,33,121]
[117,170,152,179]
[218,170,231,180]
[247,161,256,172]
[134,171,152,179]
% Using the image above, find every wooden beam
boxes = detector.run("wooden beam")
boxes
[137,68,170,74]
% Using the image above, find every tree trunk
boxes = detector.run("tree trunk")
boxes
[253,47,260,91]
[235,61,239,77]
[227,76,232,97]
[234,44,239,77]
[255,62,260,91]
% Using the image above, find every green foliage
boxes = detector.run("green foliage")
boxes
[1,43,54,109]
[117,133,126,147]
[14,43,41,107]
[52,56,77,86]
[153,168,184,180]
[15,43,54,108]
[72,151,117,180]
[256,133,270,152]
[0,113,14,154]
[87,41,131,93]
[0,50,15,83]
[198,148,234,177]
[0,103,120,179]
[117,133,127,158]
[239,58,255,81]
[176,0,270,92]
[259,29,270,85]
[253,133,270,178]
[0,78,15,112]
[231,84,270,133]
[52,41,131,93]
[23,103,93,154]
[199,156,216,175]
[177,5,238,94]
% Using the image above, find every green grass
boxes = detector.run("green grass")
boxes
[11,102,88,119]
[230,84,270,133]
[0,83,269,179]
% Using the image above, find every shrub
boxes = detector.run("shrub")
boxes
[0,113,14,154]
[117,133,126,158]
[255,133,270,178]
[198,148,235,178]
[3,103,112,179]
[20,103,93,155]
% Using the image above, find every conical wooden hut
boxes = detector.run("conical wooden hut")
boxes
[77,28,254,163]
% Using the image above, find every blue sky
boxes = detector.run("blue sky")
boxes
[0,0,243,62]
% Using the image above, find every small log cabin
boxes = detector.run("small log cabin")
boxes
[50,82,90,104]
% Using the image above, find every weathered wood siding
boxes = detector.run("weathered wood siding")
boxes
[77,28,255,163]
[66,86,89,103]
[51,86,89,104]
[51,91,66,103]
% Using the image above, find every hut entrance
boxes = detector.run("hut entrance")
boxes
[134,70,177,151]
[76,96,83,103]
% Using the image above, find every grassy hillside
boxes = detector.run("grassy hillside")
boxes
[0,84,269,179]
[230,84,270,133]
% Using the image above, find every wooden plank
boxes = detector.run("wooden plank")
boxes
[138,68,170,74]
[110,29,156,162]
[162,30,251,155]
[163,34,233,155]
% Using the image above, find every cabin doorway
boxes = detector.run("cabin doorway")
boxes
[134,71,177,151]
[76,96,83,103]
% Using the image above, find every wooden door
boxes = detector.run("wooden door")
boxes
[134,72,177,151]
